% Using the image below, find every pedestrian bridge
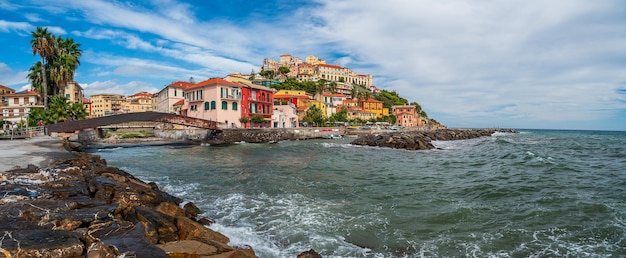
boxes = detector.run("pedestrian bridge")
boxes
[46,112,221,133]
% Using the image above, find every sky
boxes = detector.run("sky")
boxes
[1,0,625,131]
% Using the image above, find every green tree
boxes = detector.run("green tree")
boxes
[259,70,275,80]
[68,102,88,120]
[30,27,54,109]
[420,110,428,118]
[30,27,82,107]
[328,81,338,94]
[239,116,250,128]
[303,105,325,126]
[50,36,82,96]
[250,114,266,128]
[278,66,290,76]
[28,95,87,125]
[330,107,348,122]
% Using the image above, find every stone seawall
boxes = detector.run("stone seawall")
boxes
[204,128,344,145]
[350,128,518,150]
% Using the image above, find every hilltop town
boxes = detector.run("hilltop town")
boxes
[1,53,442,131]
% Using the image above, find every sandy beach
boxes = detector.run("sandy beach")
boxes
[0,136,75,172]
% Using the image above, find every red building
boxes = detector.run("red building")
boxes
[239,81,275,128]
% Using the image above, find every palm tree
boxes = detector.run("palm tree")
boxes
[27,62,44,93]
[31,27,54,109]
[328,81,338,94]
[50,36,82,96]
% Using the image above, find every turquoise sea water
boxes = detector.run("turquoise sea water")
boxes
[89,130,626,257]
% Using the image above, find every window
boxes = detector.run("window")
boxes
[222,101,227,110]
[205,102,210,110]
[232,102,238,110]
[174,89,177,96]
[199,90,202,99]
[252,91,257,100]
[211,101,216,110]
[66,94,70,98]
[221,88,228,98]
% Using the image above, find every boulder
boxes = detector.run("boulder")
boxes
[0,229,84,258]
[157,240,218,257]
[176,216,230,245]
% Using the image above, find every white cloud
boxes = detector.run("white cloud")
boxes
[81,80,159,97]
[0,20,30,33]
[0,63,29,87]
[305,0,626,128]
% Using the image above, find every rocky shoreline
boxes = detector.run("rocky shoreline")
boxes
[0,152,259,257]
[350,128,518,150]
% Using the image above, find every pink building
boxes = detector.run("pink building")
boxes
[184,78,242,128]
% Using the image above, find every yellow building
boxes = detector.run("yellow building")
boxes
[123,91,154,113]
[361,98,385,118]
[89,94,125,117]
[63,81,84,103]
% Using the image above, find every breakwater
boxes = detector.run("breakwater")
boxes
[350,128,518,150]
[0,153,257,257]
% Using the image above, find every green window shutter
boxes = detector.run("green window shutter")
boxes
[222,101,227,110]
[232,102,238,110]
[204,102,209,110]
[211,101,216,110]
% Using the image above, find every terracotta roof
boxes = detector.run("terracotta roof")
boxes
[297,106,309,111]
[131,91,154,97]
[0,85,15,91]
[188,78,241,89]
[168,81,193,89]
[317,63,342,69]
[82,97,91,103]
[364,98,382,103]
[173,99,184,106]
[322,93,346,97]
[274,94,311,99]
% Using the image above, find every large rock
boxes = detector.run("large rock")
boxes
[351,128,517,150]
[0,229,84,257]
[0,152,257,258]
[176,216,230,245]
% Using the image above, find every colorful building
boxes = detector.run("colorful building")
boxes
[82,98,92,118]
[157,81,191,113]
[89,93,125,117]
[64,81,84,103]
[0,90,43,123]
[124,91,154,113]
[273,90,311,107]
[272,103,299,128]
[184,78,242,128]
[239,81,275,127]
[391,105,424,127]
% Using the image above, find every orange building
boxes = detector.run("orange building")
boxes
[391,105,424,127]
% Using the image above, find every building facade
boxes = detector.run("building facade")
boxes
[391,105,424,127]
[184,78,242,128]
[0,90,43,123]
[156,81,191,113]
[64,81,84,103]
[272,103,299,128]
[89,94,125,117]
[239,81,275,127]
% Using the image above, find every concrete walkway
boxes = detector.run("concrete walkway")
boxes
[0,136,76,172]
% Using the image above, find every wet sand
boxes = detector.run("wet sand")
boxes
[0,137,76,172]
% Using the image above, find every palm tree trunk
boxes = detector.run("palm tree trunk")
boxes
[41,57,48,109]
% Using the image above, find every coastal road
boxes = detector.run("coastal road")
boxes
[0,137,75,172]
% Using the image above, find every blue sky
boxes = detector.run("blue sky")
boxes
[1,0,625,131]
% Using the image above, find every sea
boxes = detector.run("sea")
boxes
[88,129,626,257]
